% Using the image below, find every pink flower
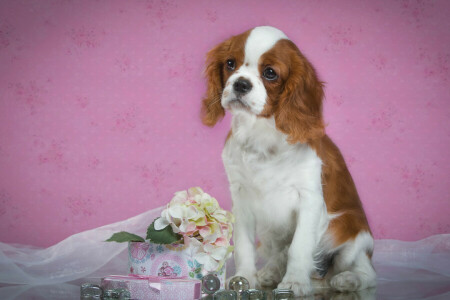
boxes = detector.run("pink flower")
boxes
[214,237,228,247]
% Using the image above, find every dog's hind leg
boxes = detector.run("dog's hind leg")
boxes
[327,232,376,292]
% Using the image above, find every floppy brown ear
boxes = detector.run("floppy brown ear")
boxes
[201,42,227,127]
[275,42,325,143]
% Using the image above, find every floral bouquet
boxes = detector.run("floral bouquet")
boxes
[107,187,234,282]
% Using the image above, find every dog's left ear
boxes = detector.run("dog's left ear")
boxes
[201,41,228,127]
[275,40,325,143]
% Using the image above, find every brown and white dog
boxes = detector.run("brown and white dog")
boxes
[201,26,376,296]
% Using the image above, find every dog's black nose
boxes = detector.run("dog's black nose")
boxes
[233,77,252,94]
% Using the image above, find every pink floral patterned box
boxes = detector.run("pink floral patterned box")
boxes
[101,274,201,300]
[128,241,226,289]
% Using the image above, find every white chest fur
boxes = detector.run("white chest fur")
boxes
[222,112,328,242]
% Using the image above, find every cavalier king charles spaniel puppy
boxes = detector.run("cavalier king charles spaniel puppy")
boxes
[201,26,376,296]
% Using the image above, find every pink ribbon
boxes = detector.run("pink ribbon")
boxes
[128,273,186,280]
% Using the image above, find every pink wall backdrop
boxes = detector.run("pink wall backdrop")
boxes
[0,0,449,247]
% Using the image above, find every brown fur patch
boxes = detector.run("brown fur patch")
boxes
[258,40,325,143]
[201,30,251,126]
[310,136,371,247]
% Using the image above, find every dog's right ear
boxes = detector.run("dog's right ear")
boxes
[201,41,228,127]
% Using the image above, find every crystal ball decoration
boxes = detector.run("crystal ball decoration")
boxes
[103,288,131,300]
[202,273,221,294]
[241,288,267,300]
[116,288,131,300]
[272,288,295,300]
[80,283,102,299]
[213,289,238,300]
[227,276,250,294]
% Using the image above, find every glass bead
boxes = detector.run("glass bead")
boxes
[272,288,295,300]
[116,288,131,300]
[227,276,250,294]
[241,289,267,300]
[80,283,102,299]
[102,288,131,299]
[103,288,119,299]
[202,273,221,294]
[213,289,238,300]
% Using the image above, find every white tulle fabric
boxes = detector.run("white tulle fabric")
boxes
[0,207,449,299]
[0,206,163,285]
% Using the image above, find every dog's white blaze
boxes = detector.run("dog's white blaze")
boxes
[221,26,289,114]
[244,26,288,67]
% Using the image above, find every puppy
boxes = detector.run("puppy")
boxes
[201,26,376,296]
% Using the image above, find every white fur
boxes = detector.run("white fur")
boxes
[220,26,376,296]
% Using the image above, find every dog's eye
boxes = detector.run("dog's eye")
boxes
[226,59,235,71]
[262,67,278,81]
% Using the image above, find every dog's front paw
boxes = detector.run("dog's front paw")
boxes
[278,275,312,296]
[256,265,281,287]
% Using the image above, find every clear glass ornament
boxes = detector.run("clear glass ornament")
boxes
[102,287,131,299]
[202,273,221,294]
[103,288,118,299]
[80,283,102,299]
[241,288,267,300]
[227,276,250,294]
[116,288,131,300]
[272,288,295,300]
[213,289,238,300]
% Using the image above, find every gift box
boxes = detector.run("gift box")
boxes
[101,274,201,300]
[128,241,226,289]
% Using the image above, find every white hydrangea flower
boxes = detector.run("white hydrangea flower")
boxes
[152,187,234,272]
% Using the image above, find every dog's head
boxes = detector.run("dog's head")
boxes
[201,26,325,143]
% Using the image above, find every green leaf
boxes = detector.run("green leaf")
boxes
[105,231,145,243]
[146,218,182,244]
